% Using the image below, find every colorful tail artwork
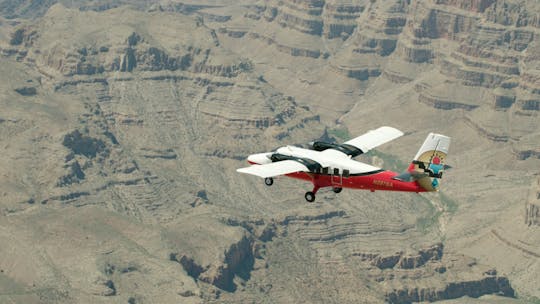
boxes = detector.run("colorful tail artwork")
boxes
[408,133,451,192]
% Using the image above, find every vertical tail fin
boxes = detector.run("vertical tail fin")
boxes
[408,133,451,192]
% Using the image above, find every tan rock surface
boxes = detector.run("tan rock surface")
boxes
[0,1,539,303]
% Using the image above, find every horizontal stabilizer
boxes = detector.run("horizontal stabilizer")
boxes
[392,171,429,182]
[236,160,309,178]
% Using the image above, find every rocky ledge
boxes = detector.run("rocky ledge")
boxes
[351,243,516,303]
[386,276,514,304]
[171,234,255,292]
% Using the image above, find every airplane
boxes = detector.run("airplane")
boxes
[237,126,450,202]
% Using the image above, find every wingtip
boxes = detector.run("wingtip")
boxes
[380,126,404,137]
[236,167,249,173]
[236,166,269,178]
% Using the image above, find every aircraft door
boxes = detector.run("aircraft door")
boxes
[331,168,342,186]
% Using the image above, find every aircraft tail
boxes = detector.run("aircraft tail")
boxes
[407,133,451,192]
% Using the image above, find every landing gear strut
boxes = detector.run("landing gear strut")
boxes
[333,187,342,194]
[264,177,274,186]
[305,191,315,202]
[305,185,320,202]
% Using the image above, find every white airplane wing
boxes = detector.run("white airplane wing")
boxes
[343,126,403,154]
[237,160,309,178]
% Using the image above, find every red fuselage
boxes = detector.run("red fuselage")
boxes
[248,160,426,193]
[285,171,427,193]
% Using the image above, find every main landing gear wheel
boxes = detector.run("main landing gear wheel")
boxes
[333,187,342,194]
[305,191,316,202]
[264,177,274,186]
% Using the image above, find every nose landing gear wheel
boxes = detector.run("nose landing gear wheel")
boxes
[305,191,316,202]
[264,177,274,186]
[333,187,342,193]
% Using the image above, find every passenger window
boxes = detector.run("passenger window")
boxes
[343,169,350,177]
[333,168,340,175]
[322,167,329,174]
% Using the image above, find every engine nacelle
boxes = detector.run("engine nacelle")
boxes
[247,152,273,165]
[311,141,339,152]
[311,141,363,157]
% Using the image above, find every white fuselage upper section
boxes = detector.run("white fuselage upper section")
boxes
[248,146,381,174]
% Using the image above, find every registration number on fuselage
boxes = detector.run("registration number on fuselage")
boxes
[373,180,393,188]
